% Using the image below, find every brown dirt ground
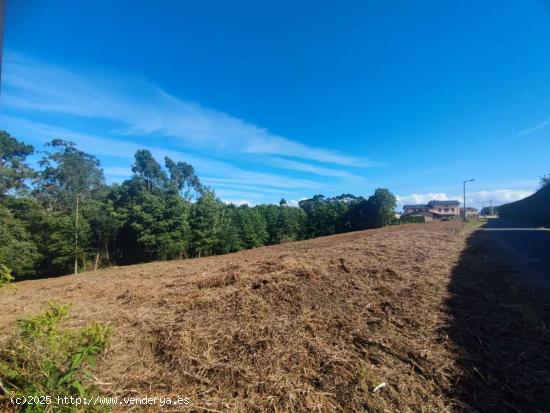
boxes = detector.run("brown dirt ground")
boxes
[1,222,549,412]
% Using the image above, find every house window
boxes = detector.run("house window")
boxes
[444,208,449,212]
[438,208,442,212]
[451,208,455,212]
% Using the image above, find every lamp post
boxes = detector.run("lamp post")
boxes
[463,179,475,222]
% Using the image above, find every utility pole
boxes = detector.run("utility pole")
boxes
[74,195,79,275]
[463,179,475,222]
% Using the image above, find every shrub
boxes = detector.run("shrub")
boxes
[0,264,14,286]
[0,303,110,412]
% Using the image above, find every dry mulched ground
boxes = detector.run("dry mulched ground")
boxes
[1,222,549,412]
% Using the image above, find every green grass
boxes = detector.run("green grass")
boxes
[465,218,486,229]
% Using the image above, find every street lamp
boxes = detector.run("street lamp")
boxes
[463,179,475,222]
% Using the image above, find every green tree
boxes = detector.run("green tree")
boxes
[257,203,306,244]
[190,189,223,257]
[367,188,397,228]
[256,204,279,244]
[127,187,190,261]
[299,195,349,237]
[345,189,396,230]
[107,152,201,264]
[343,199,370,231]
[104,180,145,265]
[35,139,105,211]
[346,188,396,230]
[3,197,49,276]
[46,213,93,275]
[0,205,40,279]
[540,174,550,188]
[85,189,121,269]
[34,140,106,274]
[235,205,268,249]
[275,206,306,243]
[132,150,167,191]
[164,157,202,199]
[215,205,243,254]
[0,131,35,196]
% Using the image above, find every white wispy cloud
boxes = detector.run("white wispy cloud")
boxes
[2,52,378,168]
[201,174,323,190]
[465,189,534,204]
[0,114,326,194]
[262,156,378,179]
[512,117,550,140]
[396,193,451,205]
[201,181,303,195]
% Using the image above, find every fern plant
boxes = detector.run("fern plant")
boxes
[0,302,110,412]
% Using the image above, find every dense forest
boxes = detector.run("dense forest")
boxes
[0,130,397,281]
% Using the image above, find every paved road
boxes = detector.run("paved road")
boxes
[480,218,550,277]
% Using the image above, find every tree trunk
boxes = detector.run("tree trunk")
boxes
[94,251,100,271]
[105,243,111,267]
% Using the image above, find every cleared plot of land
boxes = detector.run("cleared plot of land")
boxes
[1,222,549,412]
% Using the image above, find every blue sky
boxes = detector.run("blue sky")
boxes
[1,0,549,208]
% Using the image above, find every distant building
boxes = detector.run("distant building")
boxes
[403,200,460,220]
[460,207,480,218]
[402,204,428,215]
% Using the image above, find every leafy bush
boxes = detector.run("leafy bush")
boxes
[0,264,14,286]
[0,303,110,412]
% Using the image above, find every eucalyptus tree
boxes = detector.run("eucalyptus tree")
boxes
[0,131,35,196]
[34,140,106,273]
[131,149,167,191]
[164,156,202,199]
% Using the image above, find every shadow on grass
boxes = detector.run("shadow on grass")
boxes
[447,230,550,411]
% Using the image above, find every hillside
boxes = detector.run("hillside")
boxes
[498,184,550,227]
[1,222,549,412]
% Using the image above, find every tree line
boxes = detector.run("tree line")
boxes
[0,131,397,281]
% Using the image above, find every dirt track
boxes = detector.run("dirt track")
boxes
[1,222,549,412]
